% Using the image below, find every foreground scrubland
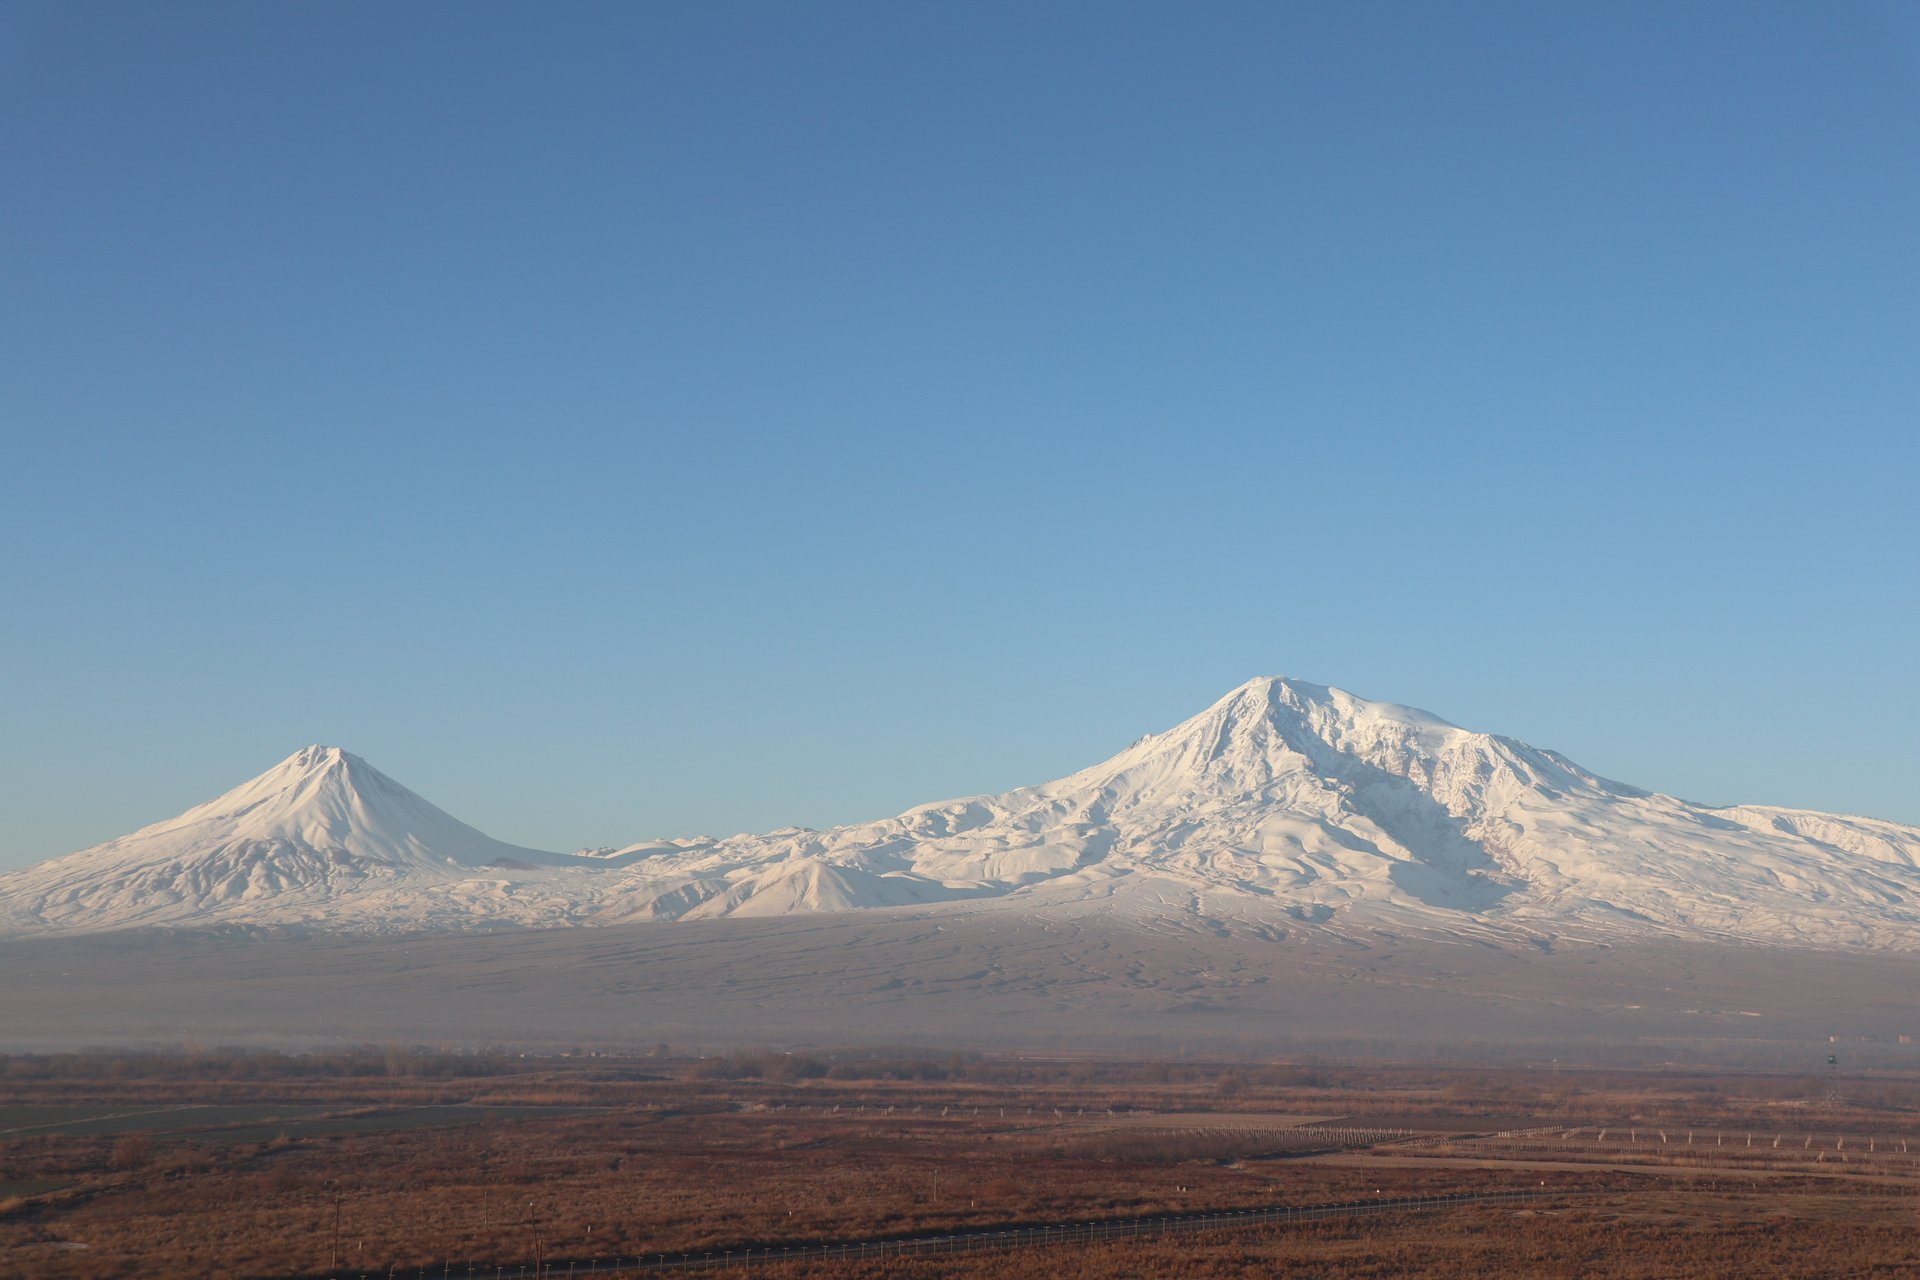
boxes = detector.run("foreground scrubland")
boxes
[4,1048,1920,1277]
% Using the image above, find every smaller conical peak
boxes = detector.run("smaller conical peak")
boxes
[282,745,348,770]
[270,746,383,784]
[17,740,567,891]
[209,746,373,816]
[228,746,386,812]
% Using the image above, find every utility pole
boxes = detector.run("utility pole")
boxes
[331,1187,344,1272]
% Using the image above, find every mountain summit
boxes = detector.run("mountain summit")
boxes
[596,675,1920,944]
[0,746,575,932]
[5,680,1920,945]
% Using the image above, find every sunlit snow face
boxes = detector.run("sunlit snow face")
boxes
[8,677,1918,950]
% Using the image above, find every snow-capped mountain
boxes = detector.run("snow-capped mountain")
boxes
[5,678,1920,946]
[0,746,597,933]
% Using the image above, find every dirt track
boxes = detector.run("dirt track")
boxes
[1086,1111,1346,1130]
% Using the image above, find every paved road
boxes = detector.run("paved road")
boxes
[1305,1151,1920,1186]
[282,1187,1574,1279]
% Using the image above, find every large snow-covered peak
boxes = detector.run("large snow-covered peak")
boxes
[1057,675,1562,816]
[1146,674,1461,759]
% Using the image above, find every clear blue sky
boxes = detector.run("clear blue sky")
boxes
[4,1,1917,868]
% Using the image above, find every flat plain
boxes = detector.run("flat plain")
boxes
[6,1049,1920,1278]
[7,912,1920,1056]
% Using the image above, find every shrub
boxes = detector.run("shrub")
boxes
[109,1134,152,1170]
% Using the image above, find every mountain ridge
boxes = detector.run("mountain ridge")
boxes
[5,677,1919,947]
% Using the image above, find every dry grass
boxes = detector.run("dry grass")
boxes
[744,1192,1920,1279]
[3,1051,1919,1277]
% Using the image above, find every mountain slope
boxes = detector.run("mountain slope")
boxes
[0,747,594,932]
[594,677,1920,945]
[5,680,1920,945]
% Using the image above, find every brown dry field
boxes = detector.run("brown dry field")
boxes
[5,1050,1920,1278]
